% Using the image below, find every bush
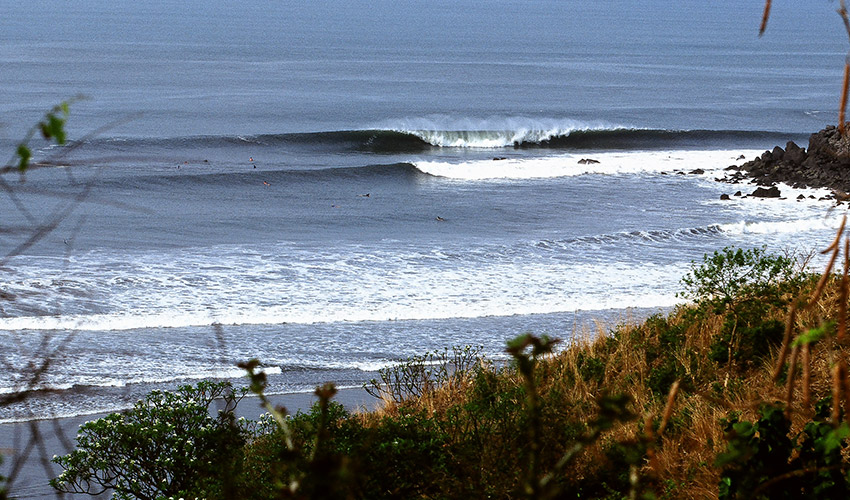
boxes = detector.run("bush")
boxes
[576,352,606,384]
[51,380,248,500]
[680,247,806,367]
[364,345,484,403]
[717,404,850,499]
[679,246,802,314]
[241,404,453,500]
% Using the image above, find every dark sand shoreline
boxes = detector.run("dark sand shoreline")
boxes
[1,387,378,499]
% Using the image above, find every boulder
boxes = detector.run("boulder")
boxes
[808,125,850,160]
[751,186,781,198]
[785,141,806,164]
[720,194,730,200]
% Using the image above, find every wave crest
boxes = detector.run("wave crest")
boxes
[80,121,799,154]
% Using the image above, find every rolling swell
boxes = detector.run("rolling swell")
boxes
[305,128,800,151]
[333,128,798,151]
[79,131,434,154]
[79,128,800,156]
[529,129,802,150]
[89,162,427,191]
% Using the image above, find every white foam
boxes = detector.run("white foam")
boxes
[0,258,685,331]
[719,217,836,235]
[260,358,391,372]
[409,128,568,148]
[414,150,761,180]
[0,405,133,425]
[386,116,613,148]
[0,366,281,395]
[0,199,838,335]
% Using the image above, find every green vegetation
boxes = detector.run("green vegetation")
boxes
[678,246,805,368]
[49,237,850,499]
[7,99,74,174]
[717,404,850,499]
[50,381,249,499]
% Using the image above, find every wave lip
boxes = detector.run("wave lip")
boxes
[402,127,582,148]
[383,119,798,150]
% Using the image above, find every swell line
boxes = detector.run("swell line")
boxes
[74,128,800,155]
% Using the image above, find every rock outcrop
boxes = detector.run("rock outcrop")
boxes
[728,125,850,192]
[750,186,781,198]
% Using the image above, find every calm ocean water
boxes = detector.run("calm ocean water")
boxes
[0,0,847,422]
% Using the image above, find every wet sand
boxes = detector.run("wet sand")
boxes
[0,387,378,499]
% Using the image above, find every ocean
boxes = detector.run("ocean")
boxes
[0,0,847,423]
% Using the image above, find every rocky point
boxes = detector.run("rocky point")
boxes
[721,125,850,196]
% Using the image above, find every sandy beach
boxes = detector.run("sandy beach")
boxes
[0,387,378,499]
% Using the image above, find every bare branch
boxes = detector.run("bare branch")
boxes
[759,0,771,37]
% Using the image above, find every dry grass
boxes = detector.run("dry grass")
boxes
[349,229,850,498]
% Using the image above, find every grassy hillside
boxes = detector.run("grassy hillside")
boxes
[50,237,850,499]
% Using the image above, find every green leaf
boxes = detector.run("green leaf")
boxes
[819,423,850,455]
[16,144,31,171]
[46,114,67,144]
[793,322,835,347]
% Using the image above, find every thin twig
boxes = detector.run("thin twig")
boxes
[773,302,797,381]
[0,178,94,265]
[658,379,681,435]
[840,62,850,136]
[824,215,846,254]
[0,113,140,177]
[839,0,850,41]
[784,344,799,420]
[841,238,850,341]
[802,342,811,409]
[809,244,840,309]
[759,0,772,36]
[832,362,845,425]
[752,465,842,497]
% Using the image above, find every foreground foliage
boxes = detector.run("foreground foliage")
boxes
[717,404,850,499]
[51,381,248,499]
[52,241,850,499]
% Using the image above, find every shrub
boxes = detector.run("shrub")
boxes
[680,247,806,367]
[717,405,850,499]
[708,319,786,366]
[647,357,685,397]
[364,345,484,403]
[679,246,802,314]
[576,352,606,384]
[51,380,248,500]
